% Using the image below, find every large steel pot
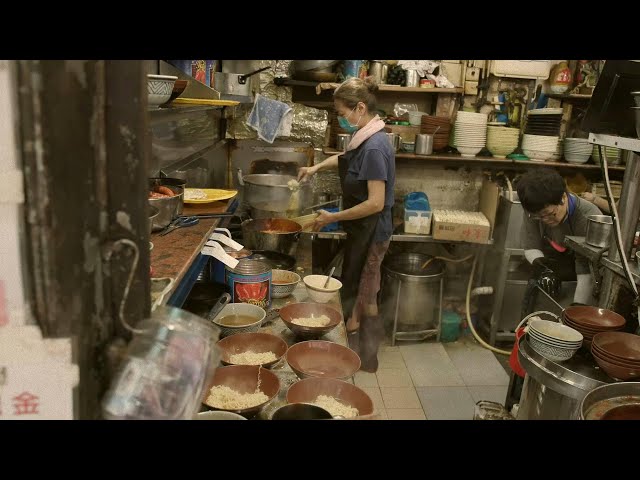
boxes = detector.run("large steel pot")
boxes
[149,177,186,215]
[241,218,302,257]
[516,334,612,420]
[579,381,640,420]
[214,67,270,97]
[240,173,313,218]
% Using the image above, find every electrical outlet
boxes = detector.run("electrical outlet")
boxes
[465,67,481,81]
[465,81,479,95]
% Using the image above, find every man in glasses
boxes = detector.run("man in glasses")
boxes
[516,168,603,309]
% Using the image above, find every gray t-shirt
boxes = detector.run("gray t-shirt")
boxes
[521,194,602,274]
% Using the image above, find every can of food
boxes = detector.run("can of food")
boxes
[225,259,271,309]
[420,79,435,88]
[211,247,253,284]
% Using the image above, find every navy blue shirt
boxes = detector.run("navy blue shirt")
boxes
[344,131,396,242]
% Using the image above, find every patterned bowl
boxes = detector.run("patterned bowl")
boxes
[527,334,580,362]
[271,269,300,298]
[211,303,266,338]
[147,74,177,109]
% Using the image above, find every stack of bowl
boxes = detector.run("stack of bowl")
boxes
[524,108,563,136]
[453,111,488,157]
[592,145,621,165]
[486,126,520,158]
[563,138,593,164]
[522,134,560,162]
[420,115,451,152]
[562,305,626,348]
[526,318,583,362]
[592,331,640,381]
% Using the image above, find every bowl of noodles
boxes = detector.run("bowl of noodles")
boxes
[202,365,280,418]
[286,377,374,419]
[278,303,342,339]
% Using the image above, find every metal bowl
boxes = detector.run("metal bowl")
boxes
[278,303,342,339]
[149,177,186,215]
[271,403,333,420]
[216,332,288,368]
[579,381,640,420]
[148,206,159,236]
[148,184,184,230]
[286,340,360,380]
[202,365,280,418]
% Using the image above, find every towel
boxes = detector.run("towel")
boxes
[347,115,386,151]
[246,94,293,143]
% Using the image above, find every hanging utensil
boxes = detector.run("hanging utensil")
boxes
[238,66,271,84]
[324,266,336,288]
[205,293,231,323]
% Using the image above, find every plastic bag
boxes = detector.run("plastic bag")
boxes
[394,103,419,117]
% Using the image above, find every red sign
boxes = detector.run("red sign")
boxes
[13,392,39,415]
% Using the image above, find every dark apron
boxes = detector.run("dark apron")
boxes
[338,149,380,325]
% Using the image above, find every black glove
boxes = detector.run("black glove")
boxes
[532,257,561,297]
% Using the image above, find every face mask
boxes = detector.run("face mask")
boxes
[338,105,362,133]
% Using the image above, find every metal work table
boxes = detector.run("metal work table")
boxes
[315,230,493,245]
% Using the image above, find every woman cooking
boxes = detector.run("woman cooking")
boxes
[298,76,396,372]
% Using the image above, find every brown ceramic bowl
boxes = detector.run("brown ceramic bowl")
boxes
[286,340,360,380]
[217,332,288,368]
[279,303,343,339]
[592,331,640,361]
[286,377,374,418]
[592,354,640,381]
[165,79,189,104]
[592,344,640,368]
[202,365,280,417]
[563,306,626,329]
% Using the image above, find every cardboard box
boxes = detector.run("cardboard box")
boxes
[384,125,421,142]
[431,179,500,244]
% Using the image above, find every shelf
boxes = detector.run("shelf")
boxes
[313,230,493,245]
[564,236,608,264]
[601,257,640,286]
[149,104,227,116]
[546,93,592,101]
[321,147,627,171]
[274,78,462,94]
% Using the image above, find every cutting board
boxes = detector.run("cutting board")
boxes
[172,98,240,107]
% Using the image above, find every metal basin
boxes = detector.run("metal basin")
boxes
[241,218,302,256]
[579,382,640,420]
[148,185,184,231]
[241,174,313,218]
[148,206,159,236]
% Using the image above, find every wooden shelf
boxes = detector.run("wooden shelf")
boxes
[321,147,626,171]
[546,93,592,101]
[378,85,463,94]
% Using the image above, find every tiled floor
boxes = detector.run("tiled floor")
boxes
[362,334,511,420]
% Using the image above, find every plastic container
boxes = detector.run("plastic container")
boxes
[440,311,462,343]
[404,209,432,234]
[408,111,427,126]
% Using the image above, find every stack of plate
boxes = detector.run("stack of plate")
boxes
[592,145,621,165]
[563,138,593,164]
[525,108,563,136]
[522,134,560,162]
[420,115,451,152]
[453,111,488,157]
[527,318,583,362]
[592,331,640,381]
[562,305,626,349]
[486,126,520,158]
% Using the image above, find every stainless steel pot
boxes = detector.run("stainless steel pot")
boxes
[386,132,401,152]
[239,173,313,218]
[148,206,159,236]
[241,218,302,256]
[585,214,613,248]
[415,134,434,155]
[405,69,419,87]
[369,61,388,84]
[579,382,640,420]
[336,133,352,151]
[148,185,184,231]
[214,67,270,96]
[150,177,186,215]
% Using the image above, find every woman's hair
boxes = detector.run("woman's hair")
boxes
[516,168,567,213]
[333,76,379,111]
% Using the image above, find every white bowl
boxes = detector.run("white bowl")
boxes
[303,275,343,303]
[147,74,177,109]
[564,154,591,164]
[457,146,483,156]
[529,319,583,343]
[211,303,267,337]
[271,269,301,298]
[523,149,556,161]
[528,335,580,362]
[194,411,247,420]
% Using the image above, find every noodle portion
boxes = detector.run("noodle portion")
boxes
[291,314,331,328]
[313,395,359,418]
[229,351,277,365]
[206,385,268,410]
